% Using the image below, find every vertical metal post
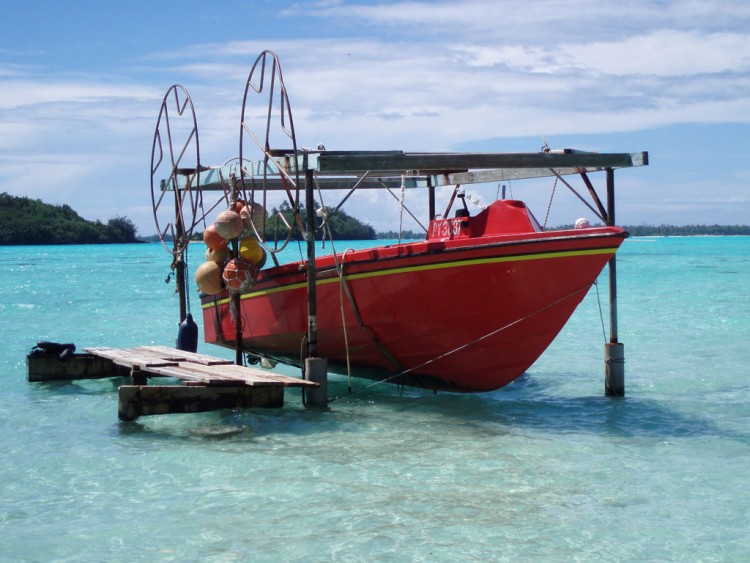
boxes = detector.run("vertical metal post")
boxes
[174,187,187,324]
[427,177,435,222]
[303,160,328,406]
[304,163,317,358]
[226,175,243,365]
[605,168,625,396]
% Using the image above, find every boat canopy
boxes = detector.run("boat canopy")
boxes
[166,148,648,192]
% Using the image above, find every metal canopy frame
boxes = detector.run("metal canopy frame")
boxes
[172,149,649,192]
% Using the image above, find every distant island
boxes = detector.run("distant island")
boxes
[0,193,139,245]
[558,223,750,237]
[2,192,750,246]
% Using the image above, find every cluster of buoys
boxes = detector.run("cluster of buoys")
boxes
[195,201,267,295]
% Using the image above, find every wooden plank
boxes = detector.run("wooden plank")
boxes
[26,353,130,382]
[84,347,179,369]
[141,364,278,386]
[137,345,235,366]
[173,362,318,387]
[118,385,284,421]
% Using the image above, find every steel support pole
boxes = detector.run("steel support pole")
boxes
[605,168,625,396]
[174,187,187,324]
[304,163,328,407]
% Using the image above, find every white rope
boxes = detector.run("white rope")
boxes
[543,172,559,229]
[398,175,406,243]
[328,281,595,401]
[338,249,354,393]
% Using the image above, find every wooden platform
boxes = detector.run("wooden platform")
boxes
[27,345,318,421]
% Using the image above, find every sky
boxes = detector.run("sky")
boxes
[1,0,749,236]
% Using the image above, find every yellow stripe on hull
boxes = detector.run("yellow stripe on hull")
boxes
[201,246,618,309]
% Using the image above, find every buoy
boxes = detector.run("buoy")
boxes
[205,245,229,265]
[239,236,266,267]
[176,313,199,352]
[222,258,256,293]
[231,200,245,214]
[214,209,244,240]
[195,261,224,295]
[203,224,229,252]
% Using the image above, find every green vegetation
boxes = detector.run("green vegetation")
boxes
[622,224,750,236]
[268,201,376,240]
[191,201,377,242]
[556,223,750,236]
[0,193,139,245]
[377,230,424,240]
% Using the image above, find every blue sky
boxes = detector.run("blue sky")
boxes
[2,0,749,234]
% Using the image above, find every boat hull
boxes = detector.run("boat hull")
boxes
[200,227,625,392]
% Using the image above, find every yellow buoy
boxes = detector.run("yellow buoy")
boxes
[239,236,266,267]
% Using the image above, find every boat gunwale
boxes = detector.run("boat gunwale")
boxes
[199,227,626,308]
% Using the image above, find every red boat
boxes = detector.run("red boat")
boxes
[150,50,647,393]
[199,197,627,391]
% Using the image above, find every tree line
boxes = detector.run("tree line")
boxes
[621,224,750,236]
[0,193,139,245]
[3,191,750,246]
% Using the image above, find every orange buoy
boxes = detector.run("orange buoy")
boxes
[195,261,223,295]
[214,209,243,240]
[231,200,245,214]
[222,258,256,293]
[203,224,229,252]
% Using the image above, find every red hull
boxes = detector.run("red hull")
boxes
[200,202,626,391]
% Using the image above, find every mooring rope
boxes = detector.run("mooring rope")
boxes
[594,279,608,343]
[542,172,559,229]
[328,281,595,402]
[398,175,406,243]
[338,249,354,394]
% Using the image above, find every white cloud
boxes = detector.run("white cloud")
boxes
[2,0,750,232]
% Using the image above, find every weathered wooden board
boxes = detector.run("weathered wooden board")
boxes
[167,362,318,387]
[138,345,237,366]
[27,353,130,382]
[84,347,178,369]
[118,385,284,421]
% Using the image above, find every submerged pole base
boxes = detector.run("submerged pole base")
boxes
[605,342,625,397]
[304,357,328,408]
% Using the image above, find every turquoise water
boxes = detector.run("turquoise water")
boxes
[1,237,749,561]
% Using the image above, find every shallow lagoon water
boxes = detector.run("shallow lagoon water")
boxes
[1,237,749,561]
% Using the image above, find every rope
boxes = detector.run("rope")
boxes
[543,172,559,229]
[338,249,354,394]
[594,279,607,343]
[549,169,606,223]
[398,175,406,243]
[328,281,595,402]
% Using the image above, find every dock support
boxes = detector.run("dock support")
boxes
[605,342,625,397]
[605,168,625,396]
[304,163,328,407]
[304,357,328,407]
[118,385,283,421]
